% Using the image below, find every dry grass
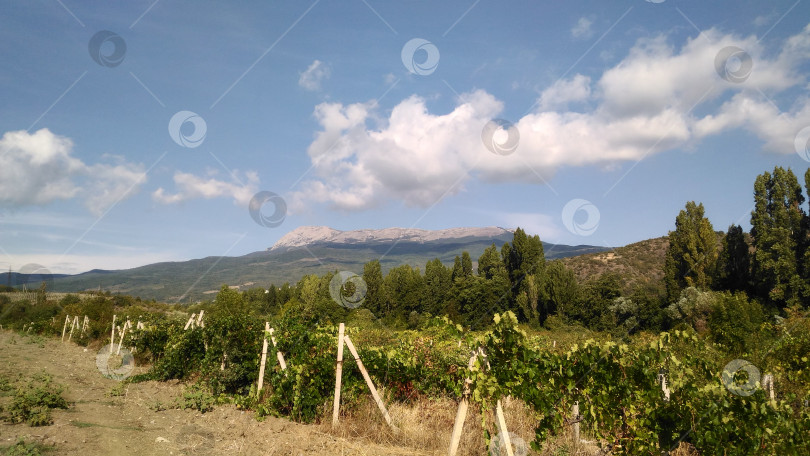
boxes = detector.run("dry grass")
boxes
[322,392,605,455]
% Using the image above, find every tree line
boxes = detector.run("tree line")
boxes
[242,166,808,339]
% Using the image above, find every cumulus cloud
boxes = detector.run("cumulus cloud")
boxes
[0,129,145,215]
[298,60,330,91]
[571,17,594,39]
[291,24,810,212]
[152,170,259,206]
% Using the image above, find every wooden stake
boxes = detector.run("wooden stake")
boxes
[495,400,514,456]
[572,402,580,447]
[343,335,395,429]
[116,321,129,355]
[220,352,227,371]
[81,316,89,334]
[61,315,70,342]
[269,328,287,372]
[257,322,270,396]
[196,310,204,328]
[448,351,478,456]
[332,323,345,426]
[67,316,79,342]
[763,374,775,400]
[110,315,116,353]
[184,313,195,330]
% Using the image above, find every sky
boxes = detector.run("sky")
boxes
[1,0,810,275]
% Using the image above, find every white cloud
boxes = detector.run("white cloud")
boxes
[538,74,591,111]
[571,17,594,39]
[0,129,145,215]
[152,170,259,206]
[298,60,330,91]
[292,24,810,212]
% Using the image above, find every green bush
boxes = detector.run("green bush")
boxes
[3,373,68,426]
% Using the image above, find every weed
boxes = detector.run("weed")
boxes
[4,372,68,426]
[175,383,215,413]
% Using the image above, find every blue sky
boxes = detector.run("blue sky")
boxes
[1,0,810,274]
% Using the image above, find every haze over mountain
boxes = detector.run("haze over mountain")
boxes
[13,226,610,303]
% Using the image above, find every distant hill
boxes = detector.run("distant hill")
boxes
[44,226,610,303]
[561,237,669,293]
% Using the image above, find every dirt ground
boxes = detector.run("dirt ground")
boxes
[0,330,435,455]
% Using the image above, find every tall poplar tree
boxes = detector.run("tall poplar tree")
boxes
[664,201,717,303]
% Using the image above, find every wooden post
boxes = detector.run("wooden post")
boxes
[763,374,774,400]
[343,335,396,429]
[61,315,70,342]
[196,310,204,328]
[184,313,195,330]
[81,316,89,334]
[67,316,79,342]
[572,402,580,446]
[269,328,287,372]
[110,315,116,353]
[448,352,478,456]
[116,320,130,355]
[495,400,514,456]
[257,322,270,396]
[220,352,227,371]
[332,323,345,426]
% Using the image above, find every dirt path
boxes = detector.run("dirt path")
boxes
[0,330,430,455]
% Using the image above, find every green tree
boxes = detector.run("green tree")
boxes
[362,260,384,316]
[424,258,452,316]
[543,260,579,321]
[503,228,545,288]
[664,201,717,303]
[750,167,806,307]
[715,225,751,293]
[478,243,505,280]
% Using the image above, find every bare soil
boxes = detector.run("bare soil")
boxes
[0,330,432,455]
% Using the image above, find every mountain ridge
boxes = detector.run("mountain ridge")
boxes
[270,225,515,251]
[11,225,612,303]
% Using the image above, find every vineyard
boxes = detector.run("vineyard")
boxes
[0,289,808,455]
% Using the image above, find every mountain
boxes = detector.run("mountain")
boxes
[43,226,610,303]
[561,237,669,293]
[270,226,515,250]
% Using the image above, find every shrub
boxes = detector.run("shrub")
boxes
[3,373,68,426]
